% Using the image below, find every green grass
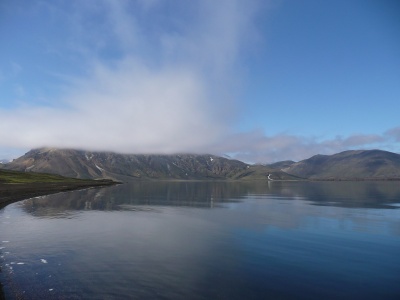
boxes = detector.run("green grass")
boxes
[0,169,88,184]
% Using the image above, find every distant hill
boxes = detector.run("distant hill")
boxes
[283,150,400,180]
[3,148,299,181]
[266,160,296,170]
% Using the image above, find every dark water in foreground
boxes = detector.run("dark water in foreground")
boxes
[1,181,400,299]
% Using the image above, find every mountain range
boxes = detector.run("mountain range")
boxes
[2,148,400,181]
[2,148,298,181]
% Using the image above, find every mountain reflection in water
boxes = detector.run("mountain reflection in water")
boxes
[21,181,400,217]
[1,181,399,299]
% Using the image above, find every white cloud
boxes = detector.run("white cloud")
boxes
[1,1,399,163]
[0,0,257,155]
[0,59,227,154]
[215,130,398,163]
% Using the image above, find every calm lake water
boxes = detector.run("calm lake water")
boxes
[1,181,400,299]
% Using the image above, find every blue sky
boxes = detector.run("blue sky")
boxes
[0,0,399,163]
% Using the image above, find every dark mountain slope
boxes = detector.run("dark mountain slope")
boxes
[4,148,299,181]
[283,150,400,180]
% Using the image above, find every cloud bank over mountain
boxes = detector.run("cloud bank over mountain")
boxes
[0,1,253,155]
[0,1,399,163]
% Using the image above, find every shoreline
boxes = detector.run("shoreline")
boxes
[0,180,119,209]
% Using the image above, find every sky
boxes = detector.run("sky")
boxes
[0,0,399,163]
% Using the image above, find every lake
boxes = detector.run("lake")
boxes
[1,181,400,299]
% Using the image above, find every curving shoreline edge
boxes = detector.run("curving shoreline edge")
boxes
[0,180,120,210]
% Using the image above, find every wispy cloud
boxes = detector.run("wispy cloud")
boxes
[0,0,258,155]
[217,130,397,163]
[385,127,400,142]
[0,0,399,163]
[0,59,225,153]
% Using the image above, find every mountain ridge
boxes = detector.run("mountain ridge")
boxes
[2,148,299,181]
[282,149,400,180]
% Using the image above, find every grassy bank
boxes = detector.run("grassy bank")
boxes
[0,169,118,208]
